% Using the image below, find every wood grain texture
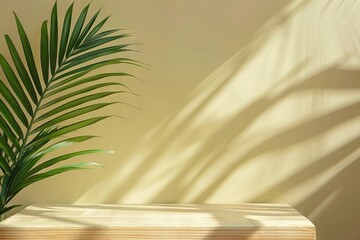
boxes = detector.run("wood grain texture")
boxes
[0,204,315,239]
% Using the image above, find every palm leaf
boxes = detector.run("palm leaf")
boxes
[91,29,121,41]
[5,35,38,103]
[51,57,141,82]
[0,54,33,115]
[29,116,110,148]
[0,136,15,161]
[46,72,134,96]
[22,127,57,159]
[14,13,42,94]
[83,16,110,42]
[0,153,11,174]
[10,136,97,190]
[66,4,90,57]
[74,9,101,48]
[58,3,74,65]
[32,103,116,134]
[40,21,49,83]
[0,205,21,216]
[0,1,141,218]
[49,2,58,74]
[43,84,129,109]
[0,100,24,138]
[59,44,132,72]
[0,116,20,150]
[73,33,131,55]
[14,162,102,194]
[29,149,112,177]
[0,81,29,127]
[36,92,118,121]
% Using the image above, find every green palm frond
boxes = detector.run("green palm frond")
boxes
[0,1,140,218]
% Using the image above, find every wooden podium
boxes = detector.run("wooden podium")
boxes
[0,204,315,239]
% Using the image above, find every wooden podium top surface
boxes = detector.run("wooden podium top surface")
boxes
[0,203,315,239]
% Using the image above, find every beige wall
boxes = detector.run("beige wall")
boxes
[0,0,359,239]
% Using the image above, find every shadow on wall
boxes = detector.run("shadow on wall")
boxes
[98,0,312,203]
[184,66,360,203]
[296,156,360,240]
[74,0,359,239]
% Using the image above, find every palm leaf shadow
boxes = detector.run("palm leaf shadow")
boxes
[190,66,360,202]
[104,0,311,202]
[295,155,360,240]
